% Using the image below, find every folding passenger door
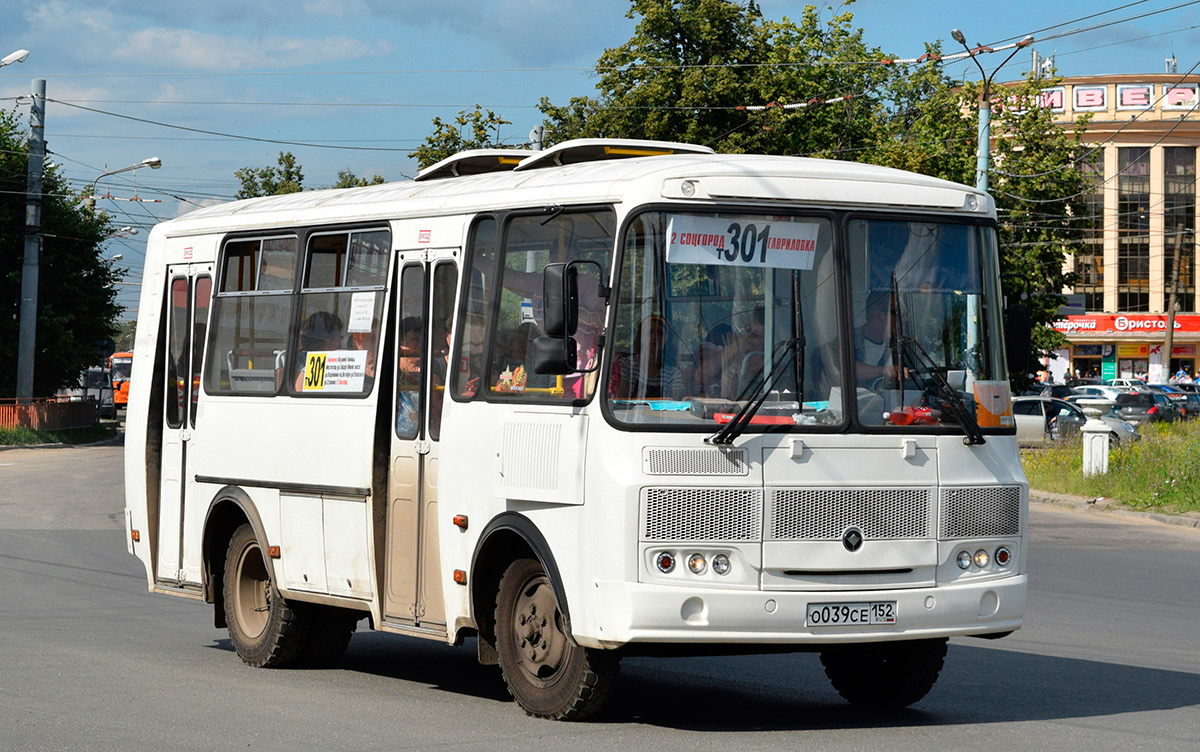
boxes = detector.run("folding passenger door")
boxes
[384,250,458,630]
[156,265,213,586]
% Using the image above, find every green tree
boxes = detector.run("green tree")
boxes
[234,151,305,198]
[0,107,122,396]
[984,72,1091,383]
[409,106,517,169]
[332,169,386,188]
[113,320,136,352]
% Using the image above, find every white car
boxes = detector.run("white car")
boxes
[1011,396,1140,447]
[1103,378,1144,390]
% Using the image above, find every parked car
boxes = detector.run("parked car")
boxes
[1112,391,1181,424]
[1012,396,1140,447]
[1143,384,1197,418]
[1067,384,1124,404]
[1066,377,1102,388]
[1170,382,1199,394]
[55,365,115,419]
[1035,383,1078,400]
[1104,378,1145,390]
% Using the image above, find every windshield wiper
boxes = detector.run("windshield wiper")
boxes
[707,336,805,446]
[896,335,986,446]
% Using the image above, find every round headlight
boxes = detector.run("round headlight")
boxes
[656,551,676,573]
[974,549,990,568]
[680,180,696,197]
[956,550,972,570]
[995,546,1011,567]
[712,554,731,575]
[687,552,707,574]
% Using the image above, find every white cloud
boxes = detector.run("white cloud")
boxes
[19,1,391,72]
[114,28,392,71]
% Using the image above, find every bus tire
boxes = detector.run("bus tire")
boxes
[300,606,360,668]
[820,637,947,708]
[223,523,310,668]
[494,558,618,720]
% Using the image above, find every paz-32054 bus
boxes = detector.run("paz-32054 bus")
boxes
[124,139,1027,720]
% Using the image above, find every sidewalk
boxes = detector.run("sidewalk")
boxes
[1030,488,1200,530]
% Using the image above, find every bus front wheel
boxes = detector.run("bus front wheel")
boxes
[494,558,618,720]
[820,637,947,708]
[223,523,310,668]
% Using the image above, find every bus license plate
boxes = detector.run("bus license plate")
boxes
[806,601,896,627]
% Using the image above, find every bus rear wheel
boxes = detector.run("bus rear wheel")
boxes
[494,558,618,720]
[820,638,947,708]
[223,523,310,668]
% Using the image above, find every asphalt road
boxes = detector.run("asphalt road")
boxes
[1,444,1198,751]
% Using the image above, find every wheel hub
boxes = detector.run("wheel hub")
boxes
[512,575,568,685]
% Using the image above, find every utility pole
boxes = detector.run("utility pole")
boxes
[17,78,45,402]
[1163,231,1186,381]
[951,31,1033,193]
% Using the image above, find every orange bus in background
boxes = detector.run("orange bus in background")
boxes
[110,352,133,408]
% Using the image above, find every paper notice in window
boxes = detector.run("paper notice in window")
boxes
[666,215,819,270]
[347,292,376,333]
[303,350,367,392]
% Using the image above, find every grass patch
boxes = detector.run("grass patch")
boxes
[0,423,118,446]
[1022,420,1200,515]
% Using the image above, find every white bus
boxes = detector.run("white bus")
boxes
[125,139,1028,720]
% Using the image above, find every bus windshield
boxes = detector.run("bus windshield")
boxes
[111,357,132,383]
[605,210,1007,433]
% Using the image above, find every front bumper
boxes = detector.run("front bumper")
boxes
[580,574,1026,648]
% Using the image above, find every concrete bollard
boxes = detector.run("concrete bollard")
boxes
[1076,398,1111,476]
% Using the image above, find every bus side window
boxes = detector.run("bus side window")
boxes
[428,263,458,441]
[292,229,388,397]
[395,264,425,440]
[205,236,297,395]
[452,217,497,400]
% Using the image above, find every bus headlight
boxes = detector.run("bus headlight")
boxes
[687,553,707,574]
[995,546,1011,567]
[974,549,990,568]
[956,550,972,570]
[656,552,676,573]
[712,554,731,575]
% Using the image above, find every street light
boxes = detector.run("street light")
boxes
[950,30,1034,192]
[86,157,162,208]
[1,49,29,68]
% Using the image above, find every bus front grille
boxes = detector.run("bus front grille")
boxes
[643,447,749,476]
[939,486,1022,539]
[642,487,762,541]
[767,487,934,541]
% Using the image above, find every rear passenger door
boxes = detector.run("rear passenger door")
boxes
[157,264,213,586]
[384,250,458,630]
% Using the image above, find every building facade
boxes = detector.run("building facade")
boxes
[1027,74,1200,382]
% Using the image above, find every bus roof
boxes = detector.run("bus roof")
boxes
[158,144,992,237]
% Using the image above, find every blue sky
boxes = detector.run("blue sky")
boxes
[2,0,1199,318]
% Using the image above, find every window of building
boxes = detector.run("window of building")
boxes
[1117,147,1150,312]
[1164,146,1196,313]
[1076,149,1105,311]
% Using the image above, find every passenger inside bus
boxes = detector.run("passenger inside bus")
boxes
[611,314,684,399]
[294,311,345,391]
[719,307,766,398]
[396,316,422,437]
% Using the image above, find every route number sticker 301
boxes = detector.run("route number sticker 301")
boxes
[665,214,820,271]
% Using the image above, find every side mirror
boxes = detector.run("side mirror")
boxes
[543,263,578,337]
[531,335,577,375]
[1004,303,1032,376]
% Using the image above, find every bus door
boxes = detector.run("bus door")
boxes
[384,251,459,629]
[157,265,213,586]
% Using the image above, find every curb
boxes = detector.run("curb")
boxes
[0,434,123,451]
[1030,489,1200,530]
